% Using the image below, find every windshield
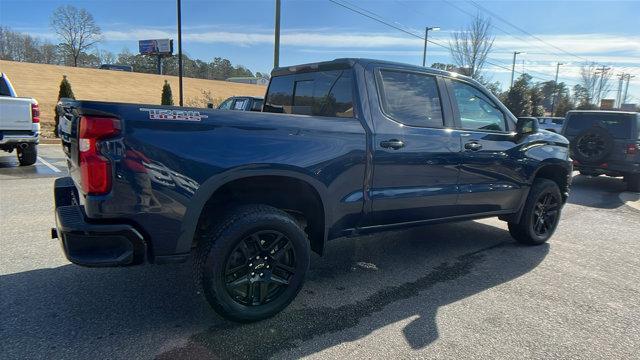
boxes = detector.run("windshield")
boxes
[564,112,635,139]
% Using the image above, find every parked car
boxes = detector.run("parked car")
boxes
[0,73,39,166]
[218,96,263,112]
[561,110,640,191]
[99,64,133,72]
[53,58,572,322]
[537,116,564,133]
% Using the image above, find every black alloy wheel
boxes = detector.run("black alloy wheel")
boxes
[223,230,297,306]
[531,192,560,238]
[194,204,310,322]
[508,178,563,245]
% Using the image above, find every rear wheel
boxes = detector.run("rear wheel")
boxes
[17,144,37,166]
[509,178,563,245]
[194,204,310,322]
[625,174,640,192]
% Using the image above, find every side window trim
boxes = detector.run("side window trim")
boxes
[445,77,510,133]
[374,67,447,129]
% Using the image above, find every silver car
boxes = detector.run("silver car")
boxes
[537,117,565,133]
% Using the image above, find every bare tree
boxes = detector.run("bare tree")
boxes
[449,15,495,80]
[50,5,101,67]
[94,49,116,65]
[579,62,600,105]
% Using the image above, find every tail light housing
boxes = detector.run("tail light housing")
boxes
[31,103,40,123]
[625,143,638,155]
[78,116,121,195]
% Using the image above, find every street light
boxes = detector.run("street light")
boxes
[422,26,440,67]
[550,62,563,115]
[177,0,183,106]
[510,51,525,87]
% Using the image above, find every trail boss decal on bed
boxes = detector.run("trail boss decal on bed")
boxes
[139,108,209,121]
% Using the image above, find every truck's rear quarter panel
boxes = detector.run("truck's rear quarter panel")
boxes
[62,101,367,258]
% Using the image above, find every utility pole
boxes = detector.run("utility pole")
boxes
[616,73,625,108]
[622,74,635,105]
[422,26,440,67]
[177,0,183,106]
[510,51,524,87]
[595,65,611,105]
[550,62,563,115]
[274,0,281,69]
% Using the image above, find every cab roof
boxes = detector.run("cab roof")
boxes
[271,58,474,82]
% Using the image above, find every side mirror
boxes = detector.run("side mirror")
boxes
[516,117,540,136]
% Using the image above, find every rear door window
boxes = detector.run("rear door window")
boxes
[565,113,634,139]
[264,70,354,118]
[377,69,444,128]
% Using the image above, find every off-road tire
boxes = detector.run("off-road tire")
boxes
[194,204,310,322]
[625,174,640,192]
[17,144,37,166]
[509,178,563,245]
[570,127,614,164]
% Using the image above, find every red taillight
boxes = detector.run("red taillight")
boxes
[31,103,40,123]
[78,116,121,195]
[626,143,638,155]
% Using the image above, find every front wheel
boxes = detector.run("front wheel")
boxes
[17,144,37,166]
[194,204,310,322]
[509,178,563,245]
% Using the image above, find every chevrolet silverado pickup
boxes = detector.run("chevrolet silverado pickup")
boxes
[53,58,572,322]
[0,73,40,165]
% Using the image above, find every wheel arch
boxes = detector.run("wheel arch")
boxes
[532,161,572,203]
[175,168,329,256]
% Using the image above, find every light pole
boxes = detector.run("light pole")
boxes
[274,0,281,69]
[177,0,183,106]
[422,26,440,67]
[510,51,525,87]
[550,62,563,115]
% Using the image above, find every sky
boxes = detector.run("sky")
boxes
[1,0,639,102]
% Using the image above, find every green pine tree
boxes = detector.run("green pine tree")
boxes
[54,75,75,137]
[161,80,174,105]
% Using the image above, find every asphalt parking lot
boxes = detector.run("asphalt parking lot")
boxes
[1,144,639,360]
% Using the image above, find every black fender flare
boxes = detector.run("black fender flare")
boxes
[173,166,330,255]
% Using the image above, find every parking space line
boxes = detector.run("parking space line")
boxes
[37,156,61,173]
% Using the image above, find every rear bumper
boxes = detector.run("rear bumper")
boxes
[53,177,147,267]
[0,124,39,146]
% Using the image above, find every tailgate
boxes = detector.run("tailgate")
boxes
[0,97,33,130]
[57,101,82,186]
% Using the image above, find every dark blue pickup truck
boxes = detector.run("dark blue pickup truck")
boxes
[54,58,572,321]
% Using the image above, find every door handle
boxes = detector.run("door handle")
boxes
[380,139,405,150]
[464,141,482,151]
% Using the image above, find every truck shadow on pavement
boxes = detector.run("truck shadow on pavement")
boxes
[157,221,548,359]
[568,174,628,209]
[1,221,548,360]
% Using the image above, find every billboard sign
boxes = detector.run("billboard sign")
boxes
[600,99,614,110]
[139,39,173,55]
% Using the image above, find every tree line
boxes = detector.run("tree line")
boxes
[438,14,626,116]
[0,5,266,81]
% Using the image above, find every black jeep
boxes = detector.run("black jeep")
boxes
[562,110,640,191]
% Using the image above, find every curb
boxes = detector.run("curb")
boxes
[40,139,61,144]
[619,192,640,211]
